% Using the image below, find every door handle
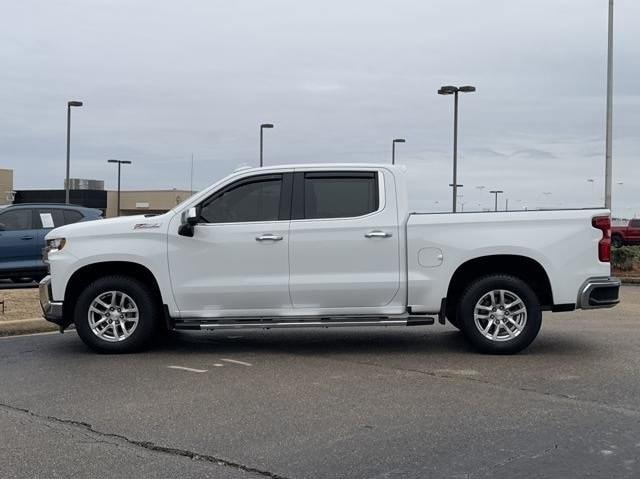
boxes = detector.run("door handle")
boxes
[256,234,283,242]
[20,236,34,240]
[365,230,392,238]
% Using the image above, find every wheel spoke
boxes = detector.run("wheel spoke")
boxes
[489,292,496,306]
[505,299,523,310]
[93,317,107,327]
[506,317,523,331]
[95,299,110,310]
[502,323,514,339]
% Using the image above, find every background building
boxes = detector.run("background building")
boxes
[8,174,192,217]
[65,178,105,190]
[0,168,14,205]
[105,189,192,217]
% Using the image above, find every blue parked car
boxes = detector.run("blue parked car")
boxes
[0,203,102,283]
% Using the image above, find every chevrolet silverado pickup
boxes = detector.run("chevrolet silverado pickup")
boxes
[39,164,620,354]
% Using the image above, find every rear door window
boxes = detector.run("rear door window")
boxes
[301,172,379,219]
[34,209,65,229]
[63,209,84,225]
[0,209,32,230]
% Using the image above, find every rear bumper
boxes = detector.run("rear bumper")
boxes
[577,277,621,309]
[39,276,65,326]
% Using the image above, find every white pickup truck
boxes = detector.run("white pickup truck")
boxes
[40,164,620,354]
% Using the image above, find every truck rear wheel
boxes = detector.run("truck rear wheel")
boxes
[74,275,158,353]
[457,274,541,354]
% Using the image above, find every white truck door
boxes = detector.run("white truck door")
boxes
[289,169,401,309]
[167,173,293,317]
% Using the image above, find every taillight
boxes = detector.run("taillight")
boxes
[592,215,611,262]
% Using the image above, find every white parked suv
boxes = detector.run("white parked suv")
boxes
[40,164,620,354]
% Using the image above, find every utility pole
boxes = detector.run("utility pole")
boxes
[604,0,614,210]
[391,138,406,165]
[190,153,194,195]
[259,123,274,167]
[489,190,503,212]
[438,85,476,212]
[65,100,83,203]
[107,159,132,216]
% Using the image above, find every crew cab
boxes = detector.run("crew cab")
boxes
[612,219,640,248]
[39,164,620,354]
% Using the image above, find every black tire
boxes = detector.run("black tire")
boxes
[74,275,159,353]
[612,235,623,248]
[457,274,542,354]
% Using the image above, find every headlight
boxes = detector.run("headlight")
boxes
[46,238,66,251]
[44,238,66,262]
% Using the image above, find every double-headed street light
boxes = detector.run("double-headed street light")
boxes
[438,85,476,213]
[259,123,274,167]
[108,159,132,216]
[489,190,504,212]
[65,100,83,204]
[391,138,405,165]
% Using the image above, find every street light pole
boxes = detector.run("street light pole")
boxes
[108,159,132,216]
[450,184,463,212]
[391,138,406,165]
[489,190,503,212]
[605,0,614,210]
[65,100,83,204]
[438,85,476,213]
[259,123,274,167]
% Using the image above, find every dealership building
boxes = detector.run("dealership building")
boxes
[1,168,191,217]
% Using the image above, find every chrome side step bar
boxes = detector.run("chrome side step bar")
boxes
[173,316,435,331]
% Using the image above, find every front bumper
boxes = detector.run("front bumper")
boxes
[39,276,65,326]
[577,276,621,309]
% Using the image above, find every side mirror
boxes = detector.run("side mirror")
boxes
[178,206,199,237]
[186,207,199,226]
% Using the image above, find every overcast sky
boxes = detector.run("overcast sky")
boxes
[1,0,638,216]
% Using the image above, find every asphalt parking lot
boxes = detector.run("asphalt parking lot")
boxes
[1,287,639,479]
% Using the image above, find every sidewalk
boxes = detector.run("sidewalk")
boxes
[0,288,56,336]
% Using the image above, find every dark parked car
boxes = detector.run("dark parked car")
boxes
[0,203,102,282]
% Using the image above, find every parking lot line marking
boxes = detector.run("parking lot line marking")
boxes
[0,331,60,339]
[213,363,224,367]
[167,365,208,373]
[220,358,252,367]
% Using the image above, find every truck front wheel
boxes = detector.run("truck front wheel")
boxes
[74,275,158,353]
[457,274,542,354]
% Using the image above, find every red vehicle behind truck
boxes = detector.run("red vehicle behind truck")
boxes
[612,219,640,247]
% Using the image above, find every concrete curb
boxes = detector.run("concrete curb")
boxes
[0,318,58,337]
